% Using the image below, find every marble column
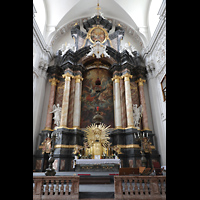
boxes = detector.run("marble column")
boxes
[119,78,127,128]
[67,78,76,128]
[121,73,135,128]
[73,75,83,128]
[112,75,122,128]
[59,72,74,128]
[44,77,60,130]
[135,78,149,130]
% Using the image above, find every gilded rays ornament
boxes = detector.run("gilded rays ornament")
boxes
[84,123,111,149]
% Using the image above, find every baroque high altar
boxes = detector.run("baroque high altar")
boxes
[34,14,160,172]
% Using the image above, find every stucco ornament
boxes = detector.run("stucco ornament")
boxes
[86,41,110,59]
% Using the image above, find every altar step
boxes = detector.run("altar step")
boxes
[79,192,114,199]
[79,183,114,199]
[80,176,111,184]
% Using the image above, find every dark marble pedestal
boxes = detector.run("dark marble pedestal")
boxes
[34,127,84,172]
[33,127,161,172]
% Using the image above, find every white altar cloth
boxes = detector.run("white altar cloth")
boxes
[73,159,121,168]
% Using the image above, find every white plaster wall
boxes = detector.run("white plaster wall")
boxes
[121,33,143,53]
[51,30,74,54]
[39,80,51,132]
[33,70,47,154]
[143,81,154,132]
[143,0,166,165]
[33,0,46,36]
[148,0,163,37]
[33,7,52,154]
[147,77,166,165]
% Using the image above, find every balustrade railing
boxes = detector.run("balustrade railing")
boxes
[33,176,79,200]
[114,175,166,200]
[33,175,166,200]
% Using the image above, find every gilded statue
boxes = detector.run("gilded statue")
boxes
[84,123,111,158]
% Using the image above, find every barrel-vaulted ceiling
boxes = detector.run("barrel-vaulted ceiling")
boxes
[34,0,162,53]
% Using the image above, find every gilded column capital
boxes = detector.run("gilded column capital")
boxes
[62,72,74,81]
[111,75,122,83]
[135,78,146,86]
[49,77,60,86]
[121,73,133,82]
[73,75,84,83]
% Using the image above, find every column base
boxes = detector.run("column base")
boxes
[141,127,152,131]
[57,125,68,129]
[42,127,54,131]
[114,126,140,130]
[72,126,80,129]
[115,126,122,129]
[126,126,140,130]
[57,126,81,130]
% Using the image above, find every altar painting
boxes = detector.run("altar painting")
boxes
[81,68,114,128]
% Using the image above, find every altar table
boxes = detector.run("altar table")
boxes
[73,159,121,172]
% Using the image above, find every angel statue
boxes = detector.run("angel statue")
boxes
[133,104,143,129]
[50,104,62,128]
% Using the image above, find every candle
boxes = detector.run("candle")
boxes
[143,132,144,137]
[147,133,148,137]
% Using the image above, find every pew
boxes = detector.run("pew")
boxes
[152,161,164,175]
[119,167,139,175]
[119,167,154,175]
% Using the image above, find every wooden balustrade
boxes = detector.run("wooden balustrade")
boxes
[114,175,166,200]
[33,176,79,200]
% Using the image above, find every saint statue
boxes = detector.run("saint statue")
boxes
[133,104,143,129]
[132,51,146,67]
[50,104,62,128]
[54,50,62,66]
